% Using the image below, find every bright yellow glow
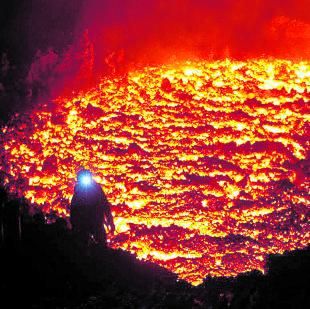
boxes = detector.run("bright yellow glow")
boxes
[1,59,309,286]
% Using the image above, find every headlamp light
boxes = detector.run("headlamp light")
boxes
[80,174,92,186]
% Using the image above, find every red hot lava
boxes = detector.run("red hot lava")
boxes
[1,59,309,285]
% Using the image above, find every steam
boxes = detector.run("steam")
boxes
[29,0,310,98]
[0,0,309,120]
[80,0,310,65]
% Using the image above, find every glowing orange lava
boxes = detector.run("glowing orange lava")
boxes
[1,59,309,285]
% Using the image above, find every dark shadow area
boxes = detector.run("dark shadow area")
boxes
[0,0,84,123]
[0,184,179,308]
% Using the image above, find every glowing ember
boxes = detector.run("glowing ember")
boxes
[1,59,309,285]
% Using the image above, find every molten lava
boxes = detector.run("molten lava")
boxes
[1,59,309,285]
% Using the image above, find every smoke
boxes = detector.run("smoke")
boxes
[0,0,309,120]
[78,0,310,69]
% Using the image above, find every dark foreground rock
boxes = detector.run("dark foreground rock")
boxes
[0,190,309,308]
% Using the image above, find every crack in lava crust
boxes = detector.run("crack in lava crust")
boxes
[1,59,310,285]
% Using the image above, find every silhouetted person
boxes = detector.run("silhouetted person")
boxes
[70,169,115,246]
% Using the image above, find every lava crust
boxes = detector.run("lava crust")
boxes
[1,59,309,285]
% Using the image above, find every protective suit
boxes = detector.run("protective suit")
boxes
[70,170,115,245]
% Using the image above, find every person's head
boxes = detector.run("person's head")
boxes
[77,169,93,186]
